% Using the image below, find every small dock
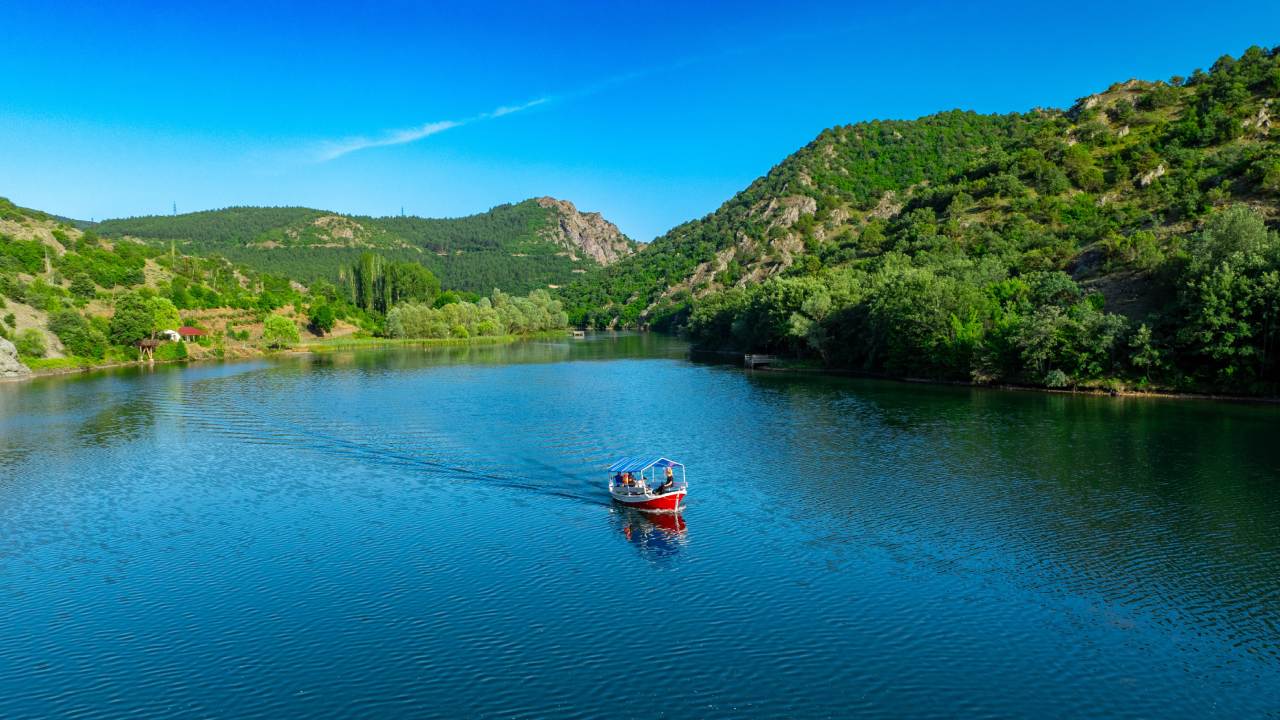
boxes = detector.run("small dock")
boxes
[743,354,776,369]
[570,330,586,339]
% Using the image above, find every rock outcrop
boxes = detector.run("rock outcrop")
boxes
[535,197,636,265]
[0,337,32,380]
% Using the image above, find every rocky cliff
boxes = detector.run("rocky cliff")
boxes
[0,337,32,380]
[535,197,636,265]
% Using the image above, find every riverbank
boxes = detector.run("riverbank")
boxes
[689,349,1280,404]
[15,332,565,379]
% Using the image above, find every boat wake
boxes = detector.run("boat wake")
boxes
[146,382,609,508]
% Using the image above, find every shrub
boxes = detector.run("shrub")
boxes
[15,328,46,358]
[48,310,107,359]
[1043,369,1071,388]
[154,342,189,361]
[69,273,96,299]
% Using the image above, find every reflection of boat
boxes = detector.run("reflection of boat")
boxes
[616,506,688,560]
[608,456,687,512]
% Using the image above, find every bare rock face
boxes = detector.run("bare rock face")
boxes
[535,197,635,265]
[1138,164,1166,187]
[0,337,32,380]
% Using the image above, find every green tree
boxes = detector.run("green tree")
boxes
[261,314,300,349]
[308,304,336,335]
[1177,206,1280,387]
[109,292,156,346]
[69,273,96,299]
[150,297,181,335]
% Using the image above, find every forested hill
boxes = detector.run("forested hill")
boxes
[1,195,573,371]
[560,45,1280,395]
[94,197,635,294]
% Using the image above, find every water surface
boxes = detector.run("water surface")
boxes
[1,334,1277,718]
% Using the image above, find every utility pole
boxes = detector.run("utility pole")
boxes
[172,201,177,216]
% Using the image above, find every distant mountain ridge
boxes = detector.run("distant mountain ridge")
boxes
[93,197,636,294]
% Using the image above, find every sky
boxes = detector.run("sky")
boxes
[1,1,1278,241]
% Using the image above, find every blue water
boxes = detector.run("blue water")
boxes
[0,334,1277,718]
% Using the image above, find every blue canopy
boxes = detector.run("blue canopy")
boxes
[609,456,684,474]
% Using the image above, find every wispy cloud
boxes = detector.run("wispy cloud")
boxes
[489,97,549,118]
[316,98,548,161]
[314,26,851,163]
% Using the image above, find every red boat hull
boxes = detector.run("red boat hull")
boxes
[611,491,686,513]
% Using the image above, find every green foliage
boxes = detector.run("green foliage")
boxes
[1174,206,1280,390]
[387,289,567,339]
[0,234,47,274]
[1062,145,1104,192]
[15,328,46,358]
[109,292,157,346]
[55,240,152,288]
[557,46,1280,394]
[94,207,326,246]
[308,304,336,335]
[687,258,1132,386]
[48,310,108,359]
[154,341,189,361]
[347,253,440,314]
[261,314,300,348]
[565,46,1280,335]
[1103,230,1163,270]
[69,272,96,299]
[150,296,181,333]
[92,200,623,294]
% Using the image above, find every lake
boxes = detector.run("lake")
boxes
[1,334,1277,718]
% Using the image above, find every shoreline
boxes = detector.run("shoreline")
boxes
[12,332,557,381]
[685,345,1279,404]
[744,362,1280,405]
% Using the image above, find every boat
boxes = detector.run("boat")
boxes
[607,456,687,513]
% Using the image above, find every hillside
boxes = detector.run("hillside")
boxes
[0,196,571,372]
[560,45,1280,394]
[0,196,344,369]
[94,197,635,294]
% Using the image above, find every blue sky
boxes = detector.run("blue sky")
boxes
[1,1,1278,240]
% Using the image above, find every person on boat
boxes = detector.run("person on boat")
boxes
[656,467,676,494]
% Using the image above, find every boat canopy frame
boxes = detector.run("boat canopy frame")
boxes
[608,456,684,474]
[608,456,687,496]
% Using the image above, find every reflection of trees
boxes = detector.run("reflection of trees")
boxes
[76,397,158,448]
[305,333,688,374]
[736,371,1280,655]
